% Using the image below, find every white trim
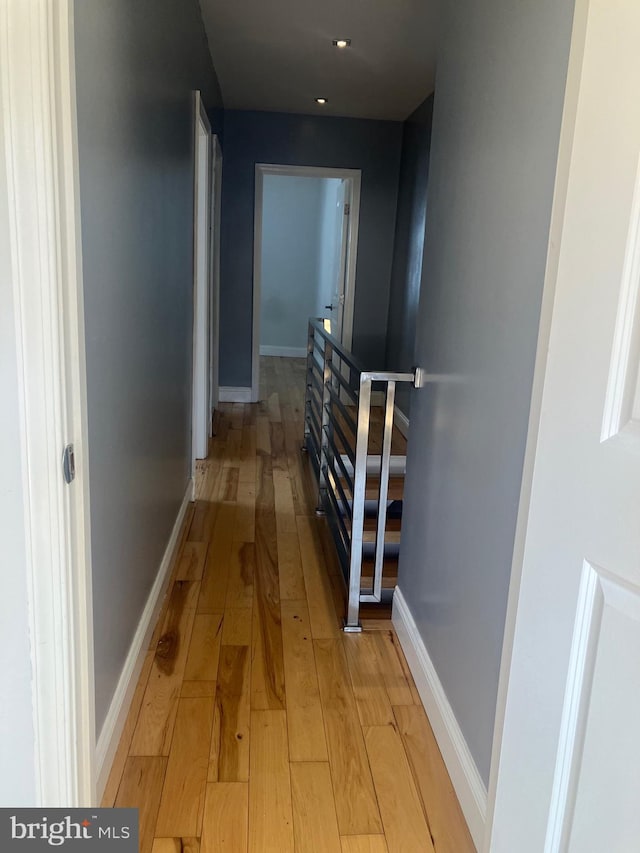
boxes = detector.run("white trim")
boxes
[394,405,410,439]
[1,0,95,805]
[251,163,361,403]
[219,386,253,403]
[259,345,308,358]
[392,587,487,850]
[96,481,192,800]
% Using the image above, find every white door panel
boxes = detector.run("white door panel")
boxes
[334,178,350,339]
[192,92,212,463]
[489,2,640,851]
[566,565,640,852]
[320,178,349,338]
[209,135,222,425]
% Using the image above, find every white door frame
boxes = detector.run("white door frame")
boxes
[1,0,95,805]
[209,134,222,433]
[251,163,361,402]
[191,92,213,465]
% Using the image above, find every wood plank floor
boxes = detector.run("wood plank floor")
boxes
[102,356,475,853]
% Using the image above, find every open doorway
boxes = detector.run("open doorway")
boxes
[251,164,361,402]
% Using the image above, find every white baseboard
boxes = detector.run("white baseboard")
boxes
[259,345,307,358]
[394,404,409,438]
[392,587,487,850]
[95,479,193,800]
[219,386,252,403]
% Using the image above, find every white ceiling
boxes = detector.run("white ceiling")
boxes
[199,0,438,121]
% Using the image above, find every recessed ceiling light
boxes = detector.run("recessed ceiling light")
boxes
[332,38,351,49]
[315,97,328,105]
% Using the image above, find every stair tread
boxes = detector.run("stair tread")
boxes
[361,555,398,568]
[362,516,401,532]
[336,478,404,502]
[361,529,401,545]
[360,576,397,590]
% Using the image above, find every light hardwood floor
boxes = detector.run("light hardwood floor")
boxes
[101,356,475,853]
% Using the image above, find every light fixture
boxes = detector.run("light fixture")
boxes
[332,38,351,49]
[315,97,328,105]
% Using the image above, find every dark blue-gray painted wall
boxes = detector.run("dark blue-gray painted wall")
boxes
[385,95,434,416]
[397,0,575,784]
[74,0,223,733]
[219,110,403,387]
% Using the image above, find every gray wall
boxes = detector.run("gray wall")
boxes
[397,0,575,783]
[74,0,223,733]
[260,175,325,351]
[385,95,434,417]
[219,110,403,387]
[0,124,37,805]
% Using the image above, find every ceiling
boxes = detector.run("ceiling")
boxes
[199,0,438,121]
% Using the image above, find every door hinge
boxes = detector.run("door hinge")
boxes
[62,444,76,484]
[344,202,350,215]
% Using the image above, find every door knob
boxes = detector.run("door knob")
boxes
[325,304,334,310]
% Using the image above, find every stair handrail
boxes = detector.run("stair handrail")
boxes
[304,318,417,631]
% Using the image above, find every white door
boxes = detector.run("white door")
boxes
[489,2,640,851]
[192,92,212,462]
[209,135,222,434]
[321,179,350,339]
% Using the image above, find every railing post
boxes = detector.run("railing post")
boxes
[316,339,333,515]
[344,373,371,632]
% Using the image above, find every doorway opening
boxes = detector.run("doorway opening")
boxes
[251,164,361,402]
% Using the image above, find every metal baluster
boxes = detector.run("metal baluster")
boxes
[316,338,333,515]
[303,321,314,453]
[344,373,372,631]
[373,380,395,601]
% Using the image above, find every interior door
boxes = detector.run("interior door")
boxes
[321,178,350,340]
[192,92,212,462]
[209,135,222,434]
[333,178,350,340]
[489,2,640,850]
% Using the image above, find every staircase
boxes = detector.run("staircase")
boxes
[304,318,418,631]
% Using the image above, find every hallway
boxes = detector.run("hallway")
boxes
[101,357,473,853]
